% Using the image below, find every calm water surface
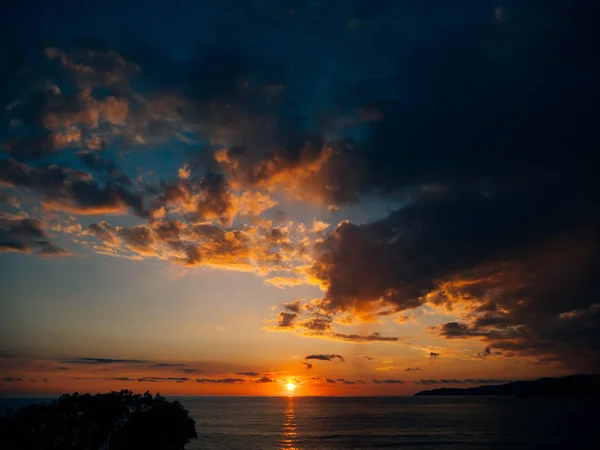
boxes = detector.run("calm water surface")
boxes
[1,396,597,449]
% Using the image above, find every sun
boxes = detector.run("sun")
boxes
[286,382,296,392]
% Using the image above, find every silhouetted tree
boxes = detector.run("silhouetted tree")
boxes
[0,390,197,450]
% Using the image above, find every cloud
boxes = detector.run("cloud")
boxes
[3,1,600,373]
[325,378,336,384]
[293,2,600,369]
[138,377,190,382]
[373,379,404,384]
[276,312,298,328]
[2,376,23,382]
[330,332,399,343]
[58,357,146,365]
[255,376,275,383]
[437,322,476,339]
[266,276,306,289]
[150,363,186,367]
[301,361,313,370]
[405,367,421,372]
[476,346,502,359]
[281,300,301,313]
[363,356,374,361]
[236,372,259,377]
[0,193,19,208]
[305,354,344,362]
[336,379,357,385]
[429,352,440,359]
[414,379,440,385]
[0,214,69,256]
[36,241,73,257]
[0,160,144,216]
[196,378,245,384]
[269,300,400,343]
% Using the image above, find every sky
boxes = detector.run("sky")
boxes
[1,0,598,397]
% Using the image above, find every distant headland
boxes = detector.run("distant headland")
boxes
[414,374,600,398]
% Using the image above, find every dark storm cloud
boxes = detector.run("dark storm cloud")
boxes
[305,354,344,362]
[300,1,600,371]
[58,357,146,365]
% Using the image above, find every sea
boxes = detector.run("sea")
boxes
[1,396,598,449]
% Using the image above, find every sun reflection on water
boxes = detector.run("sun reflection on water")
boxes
[279,396,301,449]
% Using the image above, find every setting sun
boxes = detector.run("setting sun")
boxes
[286,383,296,392]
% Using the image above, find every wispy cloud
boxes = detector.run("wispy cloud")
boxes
[372,379,404,384]
[150,363,186,367]
[58,357,146,365]
[196,378,245,384]
[2,376,23,382]
[305,354,344,362]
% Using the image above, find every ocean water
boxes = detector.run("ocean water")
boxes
[1,396,597,449]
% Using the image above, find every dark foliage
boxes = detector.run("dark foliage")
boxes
[0,390,197,450]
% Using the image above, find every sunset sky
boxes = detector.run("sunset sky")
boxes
[1,0,598,397]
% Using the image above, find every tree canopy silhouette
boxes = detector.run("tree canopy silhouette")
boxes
[0,390,197,450]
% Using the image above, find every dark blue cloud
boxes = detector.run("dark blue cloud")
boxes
[59,358,146,365]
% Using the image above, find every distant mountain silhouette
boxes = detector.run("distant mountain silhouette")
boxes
[414,375,600,398]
